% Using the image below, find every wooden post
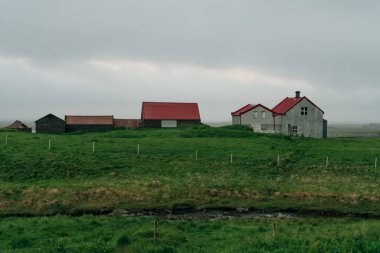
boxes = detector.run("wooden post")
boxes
[92,141,95,153]
[272,223,276,238]
[196,150,198,161]
[277,154,280,167]
[375,157,378,169]
[5,135,8,146]
[48,139,51,150]
[137,144,140,155]
[230,153,233,163]
[153,219,158,242]
[326,156,329,169]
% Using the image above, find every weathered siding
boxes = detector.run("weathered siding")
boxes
[280,99,324,138]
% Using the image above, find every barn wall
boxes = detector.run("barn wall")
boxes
[66,124,114,132]
[177,120,201,126]
[15,128,32,133]
[143,119,200,128]
[143,120,161,128]
[36,117,66,133]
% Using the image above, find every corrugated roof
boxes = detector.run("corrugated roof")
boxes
[65,116,114,125]
[231,104,256,116]
[142,102,201,120]
[272,97,324,115]
[6,120,29,129]
[231,104,274,116]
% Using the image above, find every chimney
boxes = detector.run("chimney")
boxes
[295,91,301,98]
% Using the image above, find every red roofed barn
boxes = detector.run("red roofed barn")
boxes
[141,102,201,128]
[232,91,327,138]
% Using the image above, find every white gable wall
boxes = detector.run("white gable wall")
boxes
[239,106,275,132]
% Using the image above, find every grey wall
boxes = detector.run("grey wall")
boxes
[232,115,240,125]
[279,99,324,138]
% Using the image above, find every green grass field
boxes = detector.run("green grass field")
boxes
[1,215,380,253]
[1,126,380,252]
[1,126,379,216]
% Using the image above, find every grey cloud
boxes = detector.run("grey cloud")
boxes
[0,0,379,123]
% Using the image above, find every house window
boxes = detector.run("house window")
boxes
[261,111,266,119]
[301,107,308,115]
[292,126,298,136]
[253,111,258,119]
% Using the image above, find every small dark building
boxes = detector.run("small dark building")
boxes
[141,102,201,128]
[65,115,114,132]
[35,114,66,133]
[5,120,32,133]
[323,119,328,139]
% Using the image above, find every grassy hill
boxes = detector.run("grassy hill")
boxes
[0,125,379,217]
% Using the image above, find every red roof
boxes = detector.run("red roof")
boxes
[6,120,29,129]
[231,104,274,116]
[142,102,201,120]
[272,97,324,115]
[65,116,114,125]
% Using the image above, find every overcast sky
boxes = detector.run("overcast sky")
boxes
[0,0,379,123]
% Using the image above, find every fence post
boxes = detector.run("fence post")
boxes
[48,139,51,150]
[196,150,198,161]
[137,144,140,155]
[277,154,280,167]
[230,153,233,163]
[272,223,276,238]
[5,135,8,146]
[326,156,329,169]
[92,141,95,153]
[375,157,378,169]
[153,219,158,242]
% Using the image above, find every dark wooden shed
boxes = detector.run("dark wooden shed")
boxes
[35,114,66,133]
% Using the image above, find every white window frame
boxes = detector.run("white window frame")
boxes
[261,111,266,119]
[253,111,258,119]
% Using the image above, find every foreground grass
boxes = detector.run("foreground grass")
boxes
[0,126,380,216]
[1,215,380,253]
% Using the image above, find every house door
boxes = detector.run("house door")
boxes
[288,124,292,136]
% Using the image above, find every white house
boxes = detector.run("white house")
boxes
[231,91,327,138]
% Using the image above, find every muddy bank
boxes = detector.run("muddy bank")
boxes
[106,207,380,220]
